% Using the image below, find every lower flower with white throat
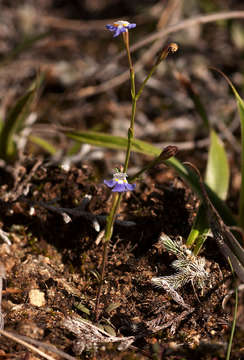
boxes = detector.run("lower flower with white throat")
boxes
[104,171,136,193]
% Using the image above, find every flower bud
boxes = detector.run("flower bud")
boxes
[156,42,178,65]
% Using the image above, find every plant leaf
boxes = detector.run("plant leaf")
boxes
[65,130,235,226]
[0,89,35,161]
[186,203,211,254]
[190,130,230,253]
[29,135,57,155]
[178,73,230,250]
[205,129,230,201]
[211,68,244,228]
[74,302,90,316]
[66,130,160,157]
[185,163,244,282]
[0,74,44,161]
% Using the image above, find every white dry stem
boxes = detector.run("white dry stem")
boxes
[63,316,135,354]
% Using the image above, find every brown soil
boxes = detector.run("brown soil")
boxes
[0,161,243,359]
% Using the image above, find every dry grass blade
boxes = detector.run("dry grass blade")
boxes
[63,317,135,354]
[0,329,56,360]
[15,334,77,360]
[185,163,244,282]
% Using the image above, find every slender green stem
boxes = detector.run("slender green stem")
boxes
[123,30,136,173]
[124,53,160,172]
[129,145,178,182]
[136,64,158,101]
[123,69,136,173]
[95,192,122,320]
[136,43,178,101]
[225,283,238,360]
[129,153,159,182]
[226,260,238,360]
[95,30,136,320]
[124,44,178,173]
[239,104,244,228]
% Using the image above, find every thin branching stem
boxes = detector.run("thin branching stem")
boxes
[95,30,136,319]
[239,105,244,228]
[123,31,136,173]
[95,31,178,320]
[225,283,238,360]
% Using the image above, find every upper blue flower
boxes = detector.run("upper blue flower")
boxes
[104,171,136,192]
[106,20,136,37]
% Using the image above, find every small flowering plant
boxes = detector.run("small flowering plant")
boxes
[95,19,178,319]
[104,171,136,192]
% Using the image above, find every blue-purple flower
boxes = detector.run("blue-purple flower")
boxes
[106,20,136,37]
[104,171,136,192]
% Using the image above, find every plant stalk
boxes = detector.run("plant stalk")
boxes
[95,192,122,320]
[95,36,178,320]
[95,30,136,320]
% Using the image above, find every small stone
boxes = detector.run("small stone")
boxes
[29,289,46,307]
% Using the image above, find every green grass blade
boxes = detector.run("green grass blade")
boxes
[211,67,244,228]
[0,89,35,161]
[191,131,230,253]
[0,74,43,161]
[67,141,82,156]
[29,135,57,155]
[206,129,230,201]
[186,203,210,254]
[66,130,160,157]
[179,74,230,250]
[238,98,244,228]
[66,130,235,226]
[177,74,230,201]
[186,163,244,281]
[187,127,230,253]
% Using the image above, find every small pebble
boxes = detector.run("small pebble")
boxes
[29,289,46,307]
